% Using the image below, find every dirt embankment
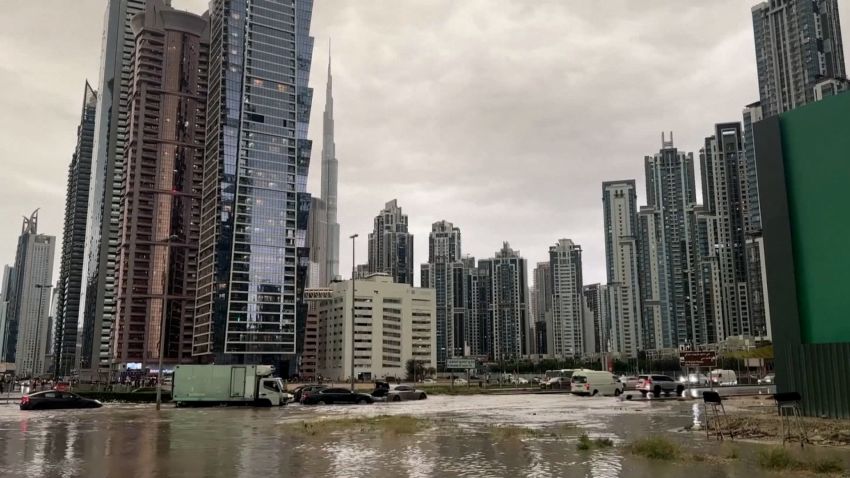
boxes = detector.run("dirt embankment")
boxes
[711,396,850,446]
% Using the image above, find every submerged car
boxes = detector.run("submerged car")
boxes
[301,388,374,405]
[20,391,103,410]
[387,384,427,402]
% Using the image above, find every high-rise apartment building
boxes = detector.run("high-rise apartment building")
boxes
[741,102,764,234]
[701,123,753,340]
[9,211,56,376]
[752,0,846,117]
[367,200,414,285]
[548,239,584,358]
[194,0,315,371]
[463,256,489,358]
[114,1,208,370]
[531,262,552,355]
[0,266,15,363]
[582,283,610,356]
[54,82,97,377]
[308,52,340,287]
[315,274,435,381]
[478,243,528,360]
[602,180,643,357]
[420,220,464,369]
[640,134,700,349]
[79,0,147,379]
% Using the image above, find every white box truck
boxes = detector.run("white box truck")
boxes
[172,365,287,407]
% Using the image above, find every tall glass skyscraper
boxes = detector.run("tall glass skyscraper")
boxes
[194,0,314,370]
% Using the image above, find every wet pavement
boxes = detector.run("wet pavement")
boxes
[0,394,847,477]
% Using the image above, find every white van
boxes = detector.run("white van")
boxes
[709,369,738,386]
[570,370,624,397]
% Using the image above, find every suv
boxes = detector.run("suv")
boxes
[636,375,684,397]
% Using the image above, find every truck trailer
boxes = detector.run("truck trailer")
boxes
[172,365,287,407]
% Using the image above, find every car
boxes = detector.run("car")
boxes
[20,391,103,410]
[636,375,684,397]
[301,388,374,405]
[512,377,529,385]
[570,370,623,397]
[619,376,640,390]
[709,369,738,386]
[422,378,437,384]
[758,373,775,385]
[452,378,468,386]
[296,384,328,403]
[677,373,709,385]
[387,384,427,402]
[542,377,571,390]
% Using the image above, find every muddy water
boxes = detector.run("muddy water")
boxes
[0,394,845,477]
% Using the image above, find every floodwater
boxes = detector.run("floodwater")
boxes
[0,394,847,477]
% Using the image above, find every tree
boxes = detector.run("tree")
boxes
[405,359,427,381]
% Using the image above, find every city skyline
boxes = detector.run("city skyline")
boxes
[3,1,850,290]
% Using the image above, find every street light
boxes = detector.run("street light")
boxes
[156,234,179,411]
[31,284,52,379]
[349,233,358,392]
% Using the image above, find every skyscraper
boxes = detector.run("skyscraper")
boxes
[420,220,464,369]
[312,50,340,286]
[54,82,97,377]
[478,243,528,360]
[582,283,610,356]
[79,0,147,379]
[741,102,764,234]
[114,1,209,370]
[602,180,642,357]
[701,123,752,340]
[367,200,414,285]
[752,0,846,117]
[194,0,315,370]
[0,266,16,363]
[548,239,584,358]
[531,262,552,355]
[9,211,56,376]
[640,133,699,349]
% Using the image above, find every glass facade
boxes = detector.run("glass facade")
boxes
[195,0,313,364]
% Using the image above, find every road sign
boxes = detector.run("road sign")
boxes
[446,358,476,370]
[679,351,717,367]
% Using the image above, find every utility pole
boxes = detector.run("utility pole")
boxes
[349,233,358,392]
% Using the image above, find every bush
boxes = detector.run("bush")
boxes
[757,448,797,471]
[809,457,844,474]
[629,437,679,460]
[576,434,592,450]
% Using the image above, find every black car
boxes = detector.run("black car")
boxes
[302,387,374,405]
[295,384,328,403]
[20,391,103,410]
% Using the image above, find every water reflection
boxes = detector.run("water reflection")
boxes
[0,395,837,477]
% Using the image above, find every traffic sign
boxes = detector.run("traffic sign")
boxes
[679,351,717,367]
[446,358,476,370]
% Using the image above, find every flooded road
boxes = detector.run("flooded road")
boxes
[0,394,846,477]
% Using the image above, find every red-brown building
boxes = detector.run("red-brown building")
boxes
[114,0,208,369]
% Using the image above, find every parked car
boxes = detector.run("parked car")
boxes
[619,376,640,390]
[636,375,684,397]
[570,370,624,397]
[541,377,571,390]
[758,373,775,385]
[512,377,530,385]
[302,388,374,405]
[296,384,328,403]
[20,391,103,410]
[387,384,427,401]
[422,378,437,384]
[709,369,738,386]
[453,378,468,386]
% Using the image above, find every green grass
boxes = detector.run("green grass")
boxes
[285,415,428,437]
[628,437,680,460]
[808,457,844,474]
[577,434,592,450]
[576,433,614,451]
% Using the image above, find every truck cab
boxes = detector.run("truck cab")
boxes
[257,377,287,406]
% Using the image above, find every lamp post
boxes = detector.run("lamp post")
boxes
[156,234,179,411]
[31,284,51,379]
[349,233,358,392]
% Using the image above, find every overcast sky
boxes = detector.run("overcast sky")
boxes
[1,1,848,288]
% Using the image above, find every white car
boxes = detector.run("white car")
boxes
[452,378,468,385]
[422,378,437,384]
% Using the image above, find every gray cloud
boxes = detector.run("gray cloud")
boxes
[1,1,848,287]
